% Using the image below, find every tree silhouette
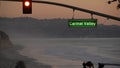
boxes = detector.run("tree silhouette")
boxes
[108,0,120,9]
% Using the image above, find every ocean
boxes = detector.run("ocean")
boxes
[11,38,120,68]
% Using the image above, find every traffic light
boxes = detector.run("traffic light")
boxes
[23,0,32,14]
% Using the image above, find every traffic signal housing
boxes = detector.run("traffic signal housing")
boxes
[23,0,32,14]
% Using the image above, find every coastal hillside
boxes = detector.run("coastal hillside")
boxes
[0,31,52,68]
[0,31,13,49]
[0,17,120,37]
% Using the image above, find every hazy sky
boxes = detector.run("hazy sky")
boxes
[0,0,120,25]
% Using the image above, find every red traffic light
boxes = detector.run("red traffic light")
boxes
[23,0,32,14]
[24,1,30,7]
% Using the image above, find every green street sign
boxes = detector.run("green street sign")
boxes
[68,19,97,27]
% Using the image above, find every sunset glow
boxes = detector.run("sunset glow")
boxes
[0,0,120,25]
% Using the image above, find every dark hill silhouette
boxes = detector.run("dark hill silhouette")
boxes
[0,30,52,68]
[0,31,13,49]
[0,17,120,38]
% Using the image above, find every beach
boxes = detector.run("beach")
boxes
[10,38,120,68]
[0,45,52,68]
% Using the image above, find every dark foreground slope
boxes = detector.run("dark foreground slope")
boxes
[0,31,52,68]
[0,31,13,49]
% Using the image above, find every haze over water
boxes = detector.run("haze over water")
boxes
[11,37,120,68]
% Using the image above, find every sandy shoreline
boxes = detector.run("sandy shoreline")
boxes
[19,44,83,68]
[0,45,52,68]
